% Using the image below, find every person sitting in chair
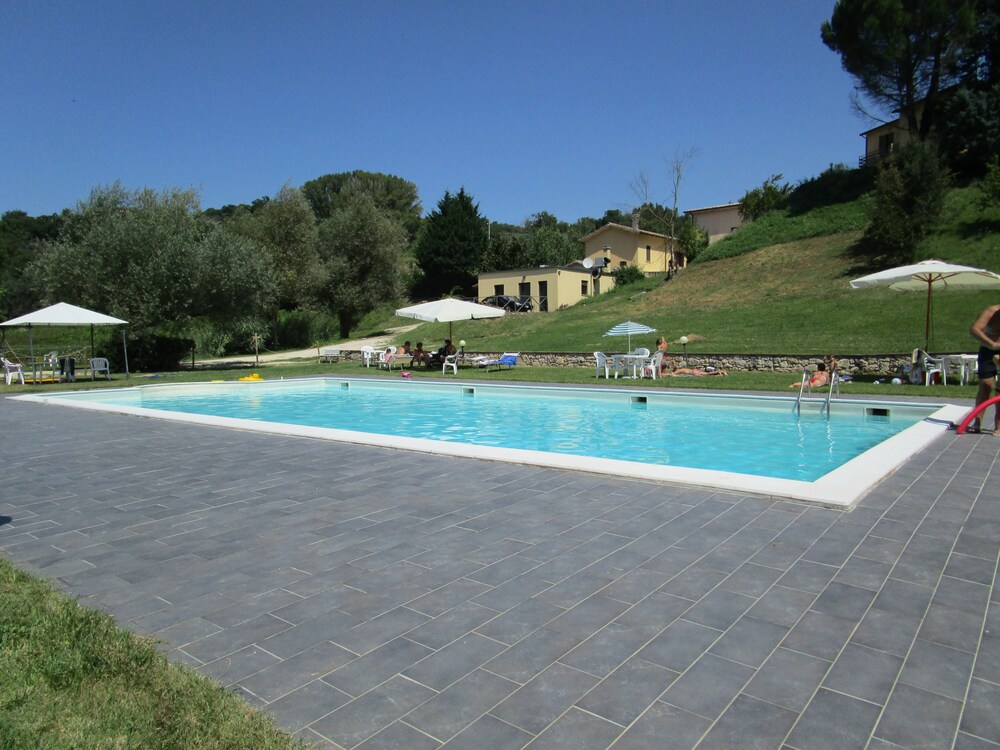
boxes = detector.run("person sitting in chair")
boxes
[656,336,673,373]
[411,342,428,367]
[428,339,456,367]
[789,357,836,388]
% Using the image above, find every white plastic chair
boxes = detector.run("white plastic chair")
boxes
[44,351,60,381]
[594,352,614,378]
[909,349,945,386]
[89,357,110,380]
[442,353,459,375]
[640,351,664,379]
[360,346,376,367]
[2,356,25,385]
[377,346,397,369]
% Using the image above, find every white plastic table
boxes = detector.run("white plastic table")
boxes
[612,354,647,379]
[941,353,978,385]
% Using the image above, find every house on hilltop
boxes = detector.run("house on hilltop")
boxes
[578,222,686,275]
[684,203,743,245]
[476,221,688,312]
[859,88,959,167]
[860,115,916,167]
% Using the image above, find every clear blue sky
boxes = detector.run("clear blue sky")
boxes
[3,1,870,225]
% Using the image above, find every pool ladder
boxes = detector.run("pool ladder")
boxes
[794,369,840,418]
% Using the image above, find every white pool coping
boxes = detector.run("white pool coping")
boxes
[13,378,966,509]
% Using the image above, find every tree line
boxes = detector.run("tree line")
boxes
[0,171,705,369]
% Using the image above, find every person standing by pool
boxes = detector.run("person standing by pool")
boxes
[969,303,1000,435]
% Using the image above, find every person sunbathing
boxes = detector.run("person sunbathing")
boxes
[666,366,727,377]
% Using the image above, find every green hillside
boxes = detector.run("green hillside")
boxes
[375,183,1000,356]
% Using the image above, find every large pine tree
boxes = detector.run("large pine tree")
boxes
[413,188,488,298]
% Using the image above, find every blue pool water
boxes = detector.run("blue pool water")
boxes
[53,379,936,482]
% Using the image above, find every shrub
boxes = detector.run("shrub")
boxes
[273,309,314,349]
[610,264,646,286]
[273,309,341,349]
[739,174,791,221]
[102,331,194,372]
[675,219,708,262]
[786,163,876,214]
[863,141,951,266]
[983,155,1000,209]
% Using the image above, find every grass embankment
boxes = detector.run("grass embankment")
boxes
[0,559,303,750]
[349,181,1000,356]
[0,356,980,400]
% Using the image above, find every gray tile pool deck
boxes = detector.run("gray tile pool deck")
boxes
[2,393,999,750]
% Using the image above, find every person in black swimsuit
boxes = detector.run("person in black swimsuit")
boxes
[970,303,1000,435]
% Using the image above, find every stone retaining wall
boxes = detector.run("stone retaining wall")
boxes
[330,350,916,375]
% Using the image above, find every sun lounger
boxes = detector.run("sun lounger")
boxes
[476,352,519,372]
[318,347,341,363]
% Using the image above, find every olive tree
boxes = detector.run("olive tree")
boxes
[29,183,275,336]
[316,193,409,338]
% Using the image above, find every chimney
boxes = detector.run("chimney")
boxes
[631,211,639,231]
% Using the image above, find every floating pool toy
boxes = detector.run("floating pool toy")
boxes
[238,373,263,382]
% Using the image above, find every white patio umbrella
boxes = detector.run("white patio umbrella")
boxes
[604,320,656,350]
[850,260,1000,351]
[396,298,505,342]
[1,302,130,376]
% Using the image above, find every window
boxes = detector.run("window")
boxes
[620,261,627,268]
[493,284,504,296]
[878,133,894,156]
[646,245,651,262]
[581,280,588,296]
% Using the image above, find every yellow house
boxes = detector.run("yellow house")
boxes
[578,223,685,275]
[477,263,609,311]
[684,203,743,245]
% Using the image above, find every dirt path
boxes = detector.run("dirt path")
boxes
[197,324,421,366]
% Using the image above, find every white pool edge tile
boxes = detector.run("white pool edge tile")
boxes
[13,380,966,509]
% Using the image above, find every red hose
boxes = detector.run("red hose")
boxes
[955,395,1000,434]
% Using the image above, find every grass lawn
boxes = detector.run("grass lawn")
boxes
[1,356,980,401]
[0,558,304,750]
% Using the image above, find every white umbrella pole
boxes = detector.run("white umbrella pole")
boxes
[121,329,130,378]
[924,281,932,352]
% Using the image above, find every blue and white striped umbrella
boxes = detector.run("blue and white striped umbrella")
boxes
[603,320,656,350]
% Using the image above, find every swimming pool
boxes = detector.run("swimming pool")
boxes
[17,378,962,507]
